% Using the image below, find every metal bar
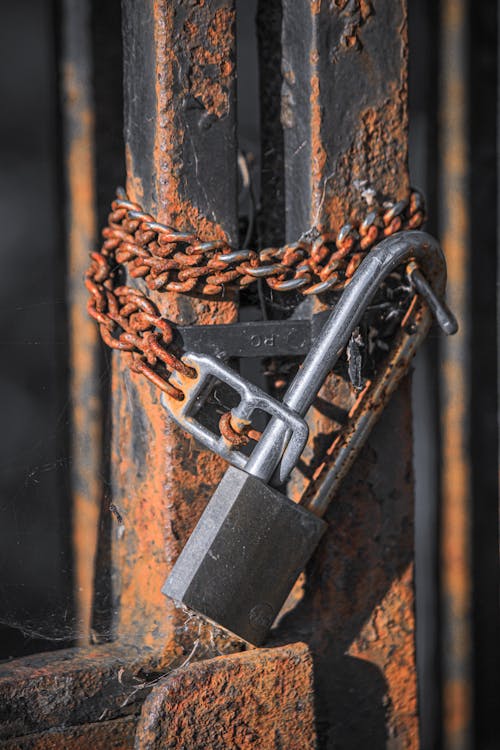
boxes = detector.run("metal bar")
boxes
[176,318,314,358]
[0,716,137,749]
[438,1,473,747]
[0,644,160,739]
[135,644,316,749]
[266,1,420,745]
[114,0,239,651]
[60,0,101,643]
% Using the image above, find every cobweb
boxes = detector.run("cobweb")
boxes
[0,367,82,654]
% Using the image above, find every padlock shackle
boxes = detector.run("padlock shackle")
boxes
[245,230,449,485]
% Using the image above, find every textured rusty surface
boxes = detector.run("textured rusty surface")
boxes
[1,1,422,747]
[0,5,241,746]
[135,643,316,750]
[112,0,239,654]
[438,1,472,748]
[266,1,419,746]
[0,644,169,739]
[60,0,101,642]
[0,716,136,750]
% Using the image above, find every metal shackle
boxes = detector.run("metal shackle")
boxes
[245,230,456,486]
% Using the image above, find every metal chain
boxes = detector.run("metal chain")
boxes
[85,187,426,445]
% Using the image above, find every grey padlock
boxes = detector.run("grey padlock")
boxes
[163,231,456,645]
[164,466,326,644]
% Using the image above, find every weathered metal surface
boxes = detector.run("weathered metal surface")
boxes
[260,1,420,746]
[0,6,242,745]
[135,643,316,749]
[177,316,320,358]
[0,645,164,739]
[60,0,101,642]
[438,1,472,748]
[0,716,136,750]
[112,0,239,653]
[0,1,429,747]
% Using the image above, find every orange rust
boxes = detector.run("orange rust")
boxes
[282,3,418,745]
[1,716,137,749]
[323,95,410,233]
[63,58,101,643]
[135,644,316,749]
[309,72,328,227]
[113,0,239,659]
[347,378,372,418]
[0,642,172,739]
[350,564,418,740]
[125,143,144,203]
[152,1,234,243]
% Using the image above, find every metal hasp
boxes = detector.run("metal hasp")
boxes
[163,230,456,646]
[176,313,330,359]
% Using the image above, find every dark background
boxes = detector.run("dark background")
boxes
[0,1,497,748]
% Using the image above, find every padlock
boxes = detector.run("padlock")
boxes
[163,231,457,646]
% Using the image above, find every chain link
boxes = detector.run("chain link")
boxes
[85,188,426,445]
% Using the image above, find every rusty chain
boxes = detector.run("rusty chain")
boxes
[85,187,426,446]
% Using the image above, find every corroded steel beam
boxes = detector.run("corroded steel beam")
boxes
[260,1,419,746]
[135,644,316,749]
[112,0,239,652]
[0,644,159,740]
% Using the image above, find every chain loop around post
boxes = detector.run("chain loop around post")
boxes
[85,188,426,444]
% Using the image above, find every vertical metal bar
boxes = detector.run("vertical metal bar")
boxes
[468,2,499,747]
[266,1,419,745]
[439,2,473,748]
[60,0,101,642]
[408,1,442,745]
[115,0,238,652]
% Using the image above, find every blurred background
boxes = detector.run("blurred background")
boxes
[0,1,497,748]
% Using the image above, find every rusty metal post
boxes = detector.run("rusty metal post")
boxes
[0,2,241,746]
[439,2,473,748]
[60,0,101,643]
[261,1,419,746]
[112,0,239,654]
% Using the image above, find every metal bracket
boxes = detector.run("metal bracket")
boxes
[163,351,309,472]
[175,313,330,359]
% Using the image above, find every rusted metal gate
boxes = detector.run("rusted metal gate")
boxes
[0,1,497,748]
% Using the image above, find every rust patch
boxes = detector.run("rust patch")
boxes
[152,1,235,238]
[279,2,418,744]
[331,0,373,51]
[0,716,137,750]
[187,6,234,119]
[135,644,316,749]
[319,95,409,234]
[0,644,171,740]
[113,0,239,659]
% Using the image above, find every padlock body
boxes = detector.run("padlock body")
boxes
[162,465,326,646]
